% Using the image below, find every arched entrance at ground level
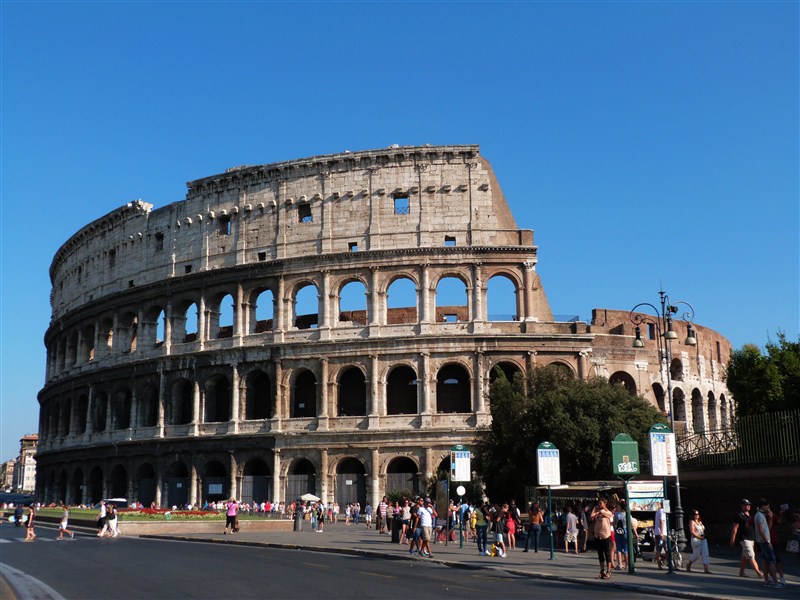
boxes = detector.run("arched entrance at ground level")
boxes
[136,463,157,507]
[166,462,189,508]
[204,461,228,502]
[241,459,271,504]
[70,468,84,505]
[609,371,637,396]
[286,459,316,501]
[88,466,103,504]
[335,458,366,509]
[386,457,419,498]
[108,465,128,499]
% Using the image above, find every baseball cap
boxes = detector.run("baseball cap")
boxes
[740,498,751,505]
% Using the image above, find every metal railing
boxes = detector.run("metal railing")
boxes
[677,409,800,469]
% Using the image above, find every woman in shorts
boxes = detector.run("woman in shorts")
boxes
[58,503,75,540]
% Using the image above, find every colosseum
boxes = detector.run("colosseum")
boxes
[36,144,733,508]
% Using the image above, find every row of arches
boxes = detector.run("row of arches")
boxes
[46,265,532,379]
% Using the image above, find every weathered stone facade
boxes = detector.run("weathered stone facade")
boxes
[36,145,732,507]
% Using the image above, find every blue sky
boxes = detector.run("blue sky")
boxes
[1,1,797,462]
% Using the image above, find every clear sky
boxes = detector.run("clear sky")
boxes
[1,1,798,462]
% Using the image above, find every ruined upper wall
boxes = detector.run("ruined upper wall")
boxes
[48,145,535,319]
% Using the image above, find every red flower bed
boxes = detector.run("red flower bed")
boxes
[118,508,217,516]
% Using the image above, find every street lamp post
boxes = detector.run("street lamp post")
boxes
[629,289,696,545]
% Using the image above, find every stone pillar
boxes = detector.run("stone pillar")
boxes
[129,386,138,431]
[192,380,201,433]
[272,359,283,430]
[369,355,380,416]
[522,261,535,322]
[155,470,162,508]
[198,294,206,350]
[137,308,145,353]
[104,393,112,432]
[474,351,486,413]
[423,447,434,482]
[230,362,240,433]
[320,449,329,503]
[420,265,430,324]
[276,275,287,334]
[371,448,380,510]
[86,385,95,435]
[318,357,329,430]
[93,319,101,360]
[189,462,198,507]
[111,313,120,354]
[229,453,238,500]
[577,351,588,380]
[157,367,165,437]
[272,450,281,503]
[319,270,331,339]
[235,283,244,339]
[164,302,172,354]
[420,352,431,427]
[369,267,380,326]
[472,263,484,323]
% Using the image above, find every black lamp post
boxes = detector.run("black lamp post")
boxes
[629,289,696,544]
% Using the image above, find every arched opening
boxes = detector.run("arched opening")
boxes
[139,384,159,427]
[486,274,519,321]
[609,371,637,396]
[338,280,368,326]
[204,375,231,423]
[119,311,138,353]
[203,461,228,502]
[245,370,272,420]
[50,402,60,438]
[80,324,96,362]
[436,364,471,413]
[169,378,193,425]
[386,277,417,324]
[293,283,319,330]
[57,470,68,503]
[335,458,366,508]
[252,288,274,334]
[291,370,317,418]
[136,463,157,507]
[179,302,199,343]
[386,457,419,498]
[166,462,189,507]
[210,293,235,339]
[93,392,108,432]
[67,331,79,367]
[670,358,684,382]
[100,317,114,356]
[70,468,84,505]
[435,276,468,323]
[108,464,128,499]
[386,366,418,415]
[155,308,166,346]
[489,362,522,384]
[75,395,88,435]
[673,388,687,423]
[286,459,316,501]
[241,459,271,505]
[337,367,367,416]
[720,394,729,428]
[707,392,718,429]
[111,387,131,430]
[546,362,575,378]
[61,398,72,436]
[88,467,103,504]
[691,388,705,433]
[652,383,666,414]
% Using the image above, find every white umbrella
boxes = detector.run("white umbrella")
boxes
[300,493,320,502]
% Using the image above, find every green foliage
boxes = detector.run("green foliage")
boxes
[725,333,800,417]
[476,365,666,504]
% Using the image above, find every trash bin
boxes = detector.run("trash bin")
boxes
[391,515,401,543]
[294,509,303,532]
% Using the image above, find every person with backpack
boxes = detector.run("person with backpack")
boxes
[613,501,629,570]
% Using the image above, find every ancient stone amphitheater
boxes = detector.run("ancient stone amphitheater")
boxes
[36,145,732,507]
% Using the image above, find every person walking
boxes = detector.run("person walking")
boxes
[754,498,784,588]
[564,505,579,554]
[730,498,763,578]
[58,503,75,540]
[685,509,712,574]
[418,498,436,558]
[523,502,544,553]
[654,501,668,569]
[24,506,36,542]
[96,500,109,537]
[493,505,508,557]
[590,498,614,579]
[107,503,120,537]
[474,502,489,556]
[613,501,629,569]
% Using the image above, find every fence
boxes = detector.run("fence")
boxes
[677,409,800,470]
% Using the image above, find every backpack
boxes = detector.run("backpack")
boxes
[615,518,626,536]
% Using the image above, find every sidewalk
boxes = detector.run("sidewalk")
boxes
[143,522,799,599]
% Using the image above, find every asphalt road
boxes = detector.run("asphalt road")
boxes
[0,523,652,599]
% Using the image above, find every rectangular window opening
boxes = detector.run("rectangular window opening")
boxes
[444,236,456,247]
[109,249,116,269]
[444,314,457,323]
[184,265,193,274]
[258,251,267,261]
[716,341,721,362]
[298,203,313,223]
[348,242,358,252]
[219,216,232,235]
[393,195,410,215]
[155,232,164,251]
[128,280,135,288]
[648,323,656,340]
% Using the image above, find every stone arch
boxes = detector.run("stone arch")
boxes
[99,317,114,356]
[436,363,471,413]
[57,469,68,503]
[435,274,468,323]
[335,457,367,508]
[203,460,228,502]
[293,282,319,330]
[691,388,705,432]
[60,397,72,436]
[489,361,523,384]
[652,382,666,414]
[546,361,576,377]
[291,369,317,418]
[241,459,271,504]
[670,357,684,382]
[141,304,166,348]
[250,287,274,334]
[166,461,189,507]
[50,400,60,438]
[207,291,235,339]
[67,330,79,367]
[673,387,687,423]
[386,365,418,415]
[486,273,520,321]
[707,391,718,429]
[75,394,89,435]
[88,466,103,504]
[338,279,368,326]
[168,378,193,425]
[136,463,157,507]
[93,391,108,432]
[386,456,420,497]
[337,366,367,416]
[70,467,85,505]
[79,323,96,362]
[204,374,231,423]
[118,311,138,353]
[245,369,272,420]
[286,458,316,500]
[386,276,418,324]
[171,300,199,343]
[609,371,637,396]
[111,386,131,430]
[139,384,159,427]
[108,464,128,499]
[720,393,729,427]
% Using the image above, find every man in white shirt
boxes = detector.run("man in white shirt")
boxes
[754,498,783,588]
[653,502,667,569]
[418,499,436,557]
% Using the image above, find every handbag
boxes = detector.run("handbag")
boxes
[786,538,800,554]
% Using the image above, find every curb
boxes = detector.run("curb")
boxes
[139,534,740,600]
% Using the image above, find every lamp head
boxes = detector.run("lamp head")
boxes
[664,319,678,340]
[685,324,697,346]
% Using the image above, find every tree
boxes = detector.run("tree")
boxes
[476,366,666,504]
[725,333,800,417]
